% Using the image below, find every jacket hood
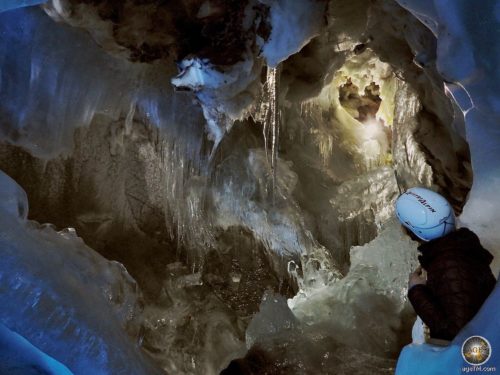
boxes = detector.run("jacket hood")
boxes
[418,228,494,268]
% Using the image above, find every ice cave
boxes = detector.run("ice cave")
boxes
[0,0,498,374]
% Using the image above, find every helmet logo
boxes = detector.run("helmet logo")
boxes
[406,191,436,213]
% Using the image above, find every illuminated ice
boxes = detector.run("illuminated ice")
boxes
[0,1,497,374]
[396,0,500,275]
[289,220,419,357]
[0,170,161,374]
[394,0,500,372]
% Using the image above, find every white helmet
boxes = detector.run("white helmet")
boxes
[395,187,456,241]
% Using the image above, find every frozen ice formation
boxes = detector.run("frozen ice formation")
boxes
[171,56,261,151]
[169,0,328,152]
[289,220,419,357]
[0,170,28,220]
[213,149,323,258]
[0,6,206,160]
[392,0,500,372]
[0,0,497,373]
[0,170,162,374]
[259,0,326,67]
[396,0,500,275]
[0,7,140,158]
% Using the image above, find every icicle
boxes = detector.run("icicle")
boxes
[124,100,136,135]
[263,65,281,195]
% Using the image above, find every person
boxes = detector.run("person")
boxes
[395,187,496,342]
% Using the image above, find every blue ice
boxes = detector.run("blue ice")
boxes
[0,323,73,375]
[396,278,499,374]
[0,1,46,13]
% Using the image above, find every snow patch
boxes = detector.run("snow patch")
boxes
[172,56,261,153]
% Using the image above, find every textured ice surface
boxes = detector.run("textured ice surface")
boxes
[396,0,500,276]
[241,291,396,374]
[0,170,161,374]
[289,220,418,357]
[0,7,204,160]
[0,170,28,220]
[139,261,246,374]
[396,279,500,375]
[172,55,260,150]
[260,0,325,67]
[0,2,490,374]
[170,0,327,149]
[213,149,321,257]
[0,8,138,157]
[0,6,212,259]
[393,0,500,372]
[396,0,439,35]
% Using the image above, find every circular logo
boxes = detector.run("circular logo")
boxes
[462,336,492,365]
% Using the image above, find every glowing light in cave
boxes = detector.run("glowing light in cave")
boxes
[362,119,383,140]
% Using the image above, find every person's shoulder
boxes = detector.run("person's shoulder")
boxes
[455,227,479,239]
[440,227,481,251]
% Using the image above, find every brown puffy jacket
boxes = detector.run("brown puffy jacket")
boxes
[408,228,496,341]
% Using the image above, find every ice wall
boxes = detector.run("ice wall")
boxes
[0,1,490,373]
[0,7,135,158]
[0,170,162,374]
[397,0,500,276]
[0,6,211,257]
[0,7,204,161]
[394,0,500,372]
[288,220,419,357]
[259,0,326,67]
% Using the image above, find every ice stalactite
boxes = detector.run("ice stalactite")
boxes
[269,66,281,192]
[260,65,282,195]
[0,1,483,374]
[171,57,262,158]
